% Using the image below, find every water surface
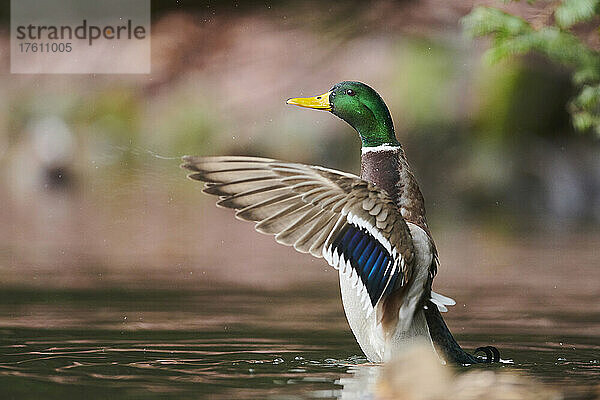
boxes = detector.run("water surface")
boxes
[0,286,598,399]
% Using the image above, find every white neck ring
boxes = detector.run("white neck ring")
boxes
[361,144,400,154]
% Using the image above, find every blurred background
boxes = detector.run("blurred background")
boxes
[0,1,599,398]
[1,0,598,289]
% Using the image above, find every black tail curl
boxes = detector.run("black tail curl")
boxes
[474,345,501,363]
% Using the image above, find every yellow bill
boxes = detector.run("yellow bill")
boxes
[286,91,331,110]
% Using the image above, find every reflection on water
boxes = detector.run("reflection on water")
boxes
[0,328,357,399]
[0,286,598,399]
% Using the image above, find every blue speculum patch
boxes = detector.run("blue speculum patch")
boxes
[331,224,397,306]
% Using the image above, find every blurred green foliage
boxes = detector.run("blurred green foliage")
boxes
[462,1,600,135]
[390,40,461,127]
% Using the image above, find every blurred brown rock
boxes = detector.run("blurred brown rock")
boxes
[377,343,562,400]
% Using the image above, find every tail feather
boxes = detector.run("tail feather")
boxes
[430,291,455,313]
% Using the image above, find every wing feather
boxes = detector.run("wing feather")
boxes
[217,186,290,209]
[294,211,337,254]
[273,206,323,242]
[256,202,314,234]
[204,177,284,196]
[182,155,415,306]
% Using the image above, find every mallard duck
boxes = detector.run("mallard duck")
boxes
[182,81,499,365]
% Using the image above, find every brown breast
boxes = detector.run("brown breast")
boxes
[360,147,429,232]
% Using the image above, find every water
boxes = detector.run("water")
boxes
[0,285,598,399]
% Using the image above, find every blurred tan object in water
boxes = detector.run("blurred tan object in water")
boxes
[376,342,561,400]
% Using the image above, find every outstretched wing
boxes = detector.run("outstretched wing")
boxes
[182,155,415,313]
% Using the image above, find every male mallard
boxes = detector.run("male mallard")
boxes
[182,81,499,364]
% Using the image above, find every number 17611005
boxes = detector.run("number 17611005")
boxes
[19,42,72,52]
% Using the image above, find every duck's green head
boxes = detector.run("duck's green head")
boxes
[286,81,399,148]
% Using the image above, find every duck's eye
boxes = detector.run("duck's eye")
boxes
[346,89,356,96]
